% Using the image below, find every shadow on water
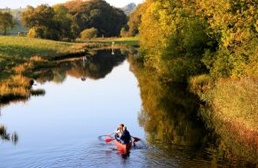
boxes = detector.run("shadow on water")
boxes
[128,55,258,167]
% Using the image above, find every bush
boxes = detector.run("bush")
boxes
[27,28,37,38]
[189,74,213,96]
[80,28,98,40]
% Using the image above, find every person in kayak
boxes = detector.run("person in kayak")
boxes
[115,124,131,144]
[120,126,131,144]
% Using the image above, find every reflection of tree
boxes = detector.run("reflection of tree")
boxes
[129,55,258,166]
[33,49,127,83]
[130,55,209,148]
[0,125,18,145]
[84,50,126,79]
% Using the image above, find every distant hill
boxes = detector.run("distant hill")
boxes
[121,3,136,15]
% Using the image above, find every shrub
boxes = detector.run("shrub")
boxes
[80,28,98,40]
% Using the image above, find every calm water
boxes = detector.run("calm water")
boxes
[0,50,257,167]
[0,55,149,167]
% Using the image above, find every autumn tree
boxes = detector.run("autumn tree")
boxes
[196,0,258,78]
[0,11,16,35]
[126,3,144,36]
[139,0,213,82]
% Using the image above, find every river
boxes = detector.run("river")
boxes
[0,49,257,167]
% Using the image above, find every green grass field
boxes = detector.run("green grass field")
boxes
[0,36,75,58]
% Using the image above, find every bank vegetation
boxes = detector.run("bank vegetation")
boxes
[136,0,258,150]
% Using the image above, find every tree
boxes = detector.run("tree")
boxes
[139,0,213,82]
[0,11,16,35]
[53,4,78,41]
[126,3,144,36]
[196,0,258,78]
[22,4,77,41]
[22,5,57,39]
[22,5,55,28]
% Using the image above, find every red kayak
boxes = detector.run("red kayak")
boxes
[113,139,131,153]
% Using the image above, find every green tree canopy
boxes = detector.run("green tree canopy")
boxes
[22,4,76,41]
[0,11,16,35]
[65,0,127,37]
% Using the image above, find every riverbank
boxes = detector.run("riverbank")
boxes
[190,75,258,162]
[0,36,138,73]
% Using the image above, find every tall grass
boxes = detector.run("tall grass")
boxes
[190,76,258,161]
[212,78,258,131]
[190,75,258,150]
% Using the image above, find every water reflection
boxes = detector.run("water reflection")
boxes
[0,124,18,145]
[128,55,258,166]
[0,49,128,106]
[0,49,128,147]
[33,49,127,83]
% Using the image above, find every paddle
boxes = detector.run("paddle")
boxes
[105,137,114,143]
[131,136,141,143]
[131,136,140,142]
[98,133,114,143]
[105,133,115,143]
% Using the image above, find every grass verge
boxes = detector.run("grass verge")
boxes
[190,75,258,159]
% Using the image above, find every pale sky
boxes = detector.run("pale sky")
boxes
[0,0,144,9]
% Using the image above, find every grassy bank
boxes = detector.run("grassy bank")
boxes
[190,75,258,158]
[0,36,132,72]
[78,37,139,47]
[0,36,138,60]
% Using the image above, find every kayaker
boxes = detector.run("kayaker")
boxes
[119,126,131,144]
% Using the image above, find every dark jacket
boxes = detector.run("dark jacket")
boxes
[120,129,131,144]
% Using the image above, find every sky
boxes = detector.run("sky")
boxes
[0,0,144,9]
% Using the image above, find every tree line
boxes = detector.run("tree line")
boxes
[132,0,258,81]
[0,0,128,41]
